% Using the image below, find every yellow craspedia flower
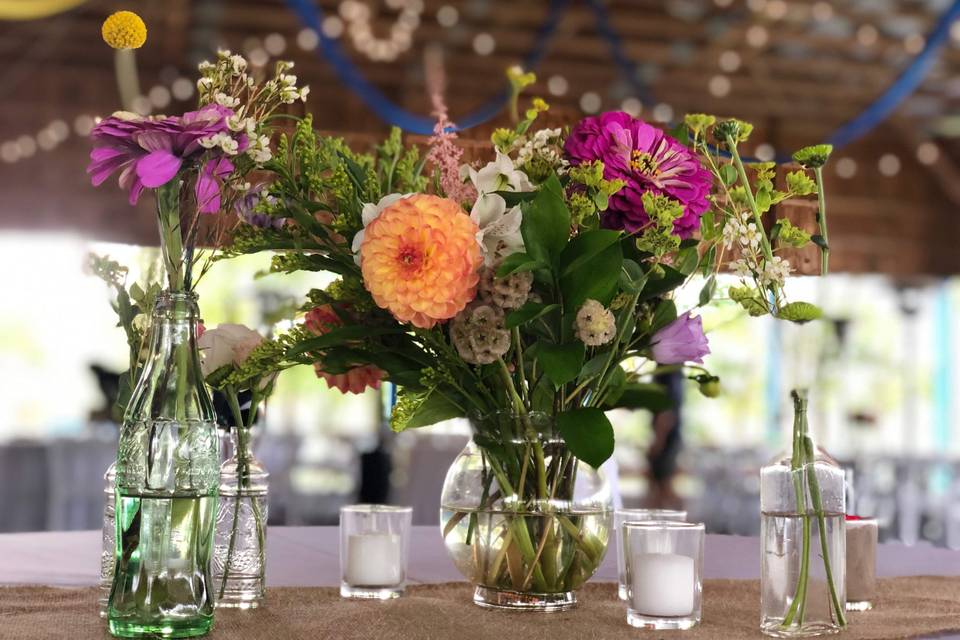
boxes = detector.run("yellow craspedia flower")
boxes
[101,11,147,50]
[360,194,482,329]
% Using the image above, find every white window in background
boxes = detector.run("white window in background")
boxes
[0,233,379,444]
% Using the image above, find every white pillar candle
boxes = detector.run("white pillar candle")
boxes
[345,533,403,587]
[631,553,695,617]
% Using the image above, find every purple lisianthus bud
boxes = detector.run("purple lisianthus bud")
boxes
[650,311,710,364]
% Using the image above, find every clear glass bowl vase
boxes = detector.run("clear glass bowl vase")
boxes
[439,412,612,611]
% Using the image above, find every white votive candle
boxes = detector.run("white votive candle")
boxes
[345,533,402,586]
[631,553,695,617]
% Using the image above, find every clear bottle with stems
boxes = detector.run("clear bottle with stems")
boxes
[760,390,846,637]
[213,418,269,608]
[107,290,220,638]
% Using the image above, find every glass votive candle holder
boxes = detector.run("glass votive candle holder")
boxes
[615,509,687,600]
[623,521,704,630]
[845,517,878,611]
[340,504,413,599]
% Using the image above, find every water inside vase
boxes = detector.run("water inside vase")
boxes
[760,511,846,638]
[440,506,610,595]
[108,494,217,638]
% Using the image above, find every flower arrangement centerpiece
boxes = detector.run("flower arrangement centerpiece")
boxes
[88,20,308,635]
[215,65,834,612]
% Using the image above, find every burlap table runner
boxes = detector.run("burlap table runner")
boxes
[2,578,958,639]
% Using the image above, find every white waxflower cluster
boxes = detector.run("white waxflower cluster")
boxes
[247,134,273,164]
[515,128,569,175]
[213,92,240,108]
[730,252,792,287]
[761,256,792,287]
[575,299,616,347]
[199,132,240,155]
[722,210,760,251]
[724,208,793,288]
[450,303,511,365]
[269,72,310,104]
[478,262,533,310]
[196,50,254,101]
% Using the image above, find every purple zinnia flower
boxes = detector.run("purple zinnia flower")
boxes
[564,111,711,238]
[650,312,711,364]
[87,105,245,213]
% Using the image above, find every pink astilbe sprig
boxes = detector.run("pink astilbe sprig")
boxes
[424,50,477,204]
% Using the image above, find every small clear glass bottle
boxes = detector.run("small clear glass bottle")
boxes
[98,462,116,618]
[760,391,846,637]
[213,426,269,608]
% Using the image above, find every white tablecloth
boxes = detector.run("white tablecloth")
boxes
[2,526,958,587]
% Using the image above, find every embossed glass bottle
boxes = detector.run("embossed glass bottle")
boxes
[98,462,116,618]
[108,291,219,638]
[213,425,268,608]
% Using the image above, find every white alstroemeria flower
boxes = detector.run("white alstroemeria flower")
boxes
[198,323,264,377]
[465,151,533,194]
[470,194,524,264]
[463,152,533,265]
[351,193,414,265]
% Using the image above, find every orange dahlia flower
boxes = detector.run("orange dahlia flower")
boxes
[305,305,384,394]
[359,194,482,329]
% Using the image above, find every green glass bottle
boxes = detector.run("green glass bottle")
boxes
[108,290,219,638]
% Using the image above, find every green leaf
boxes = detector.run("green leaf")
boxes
[559,229,622,277]
[601,366,628,406]
[495,252,538,277]
[755,187,772,214]
[520,173,570,268]
[674,245,700,275]
[401,391,464,430]
[619,259,647,294]
[651,299,678,332]
[698,275,717,307]
[811,234,829,250]
[530,376,555,413]
[557,408,615,469]
[114,372,134,422]
[701,244,717,277]
[639,265,687,300]
[560,241,622,311]
[607,382,673,412]
[719,163,738,187]
[592,191,610,211]
[505,302,559,330]
[577,353,608,384]
[493,190,537,208]
[538,342,585,388]
[286,326,404,358]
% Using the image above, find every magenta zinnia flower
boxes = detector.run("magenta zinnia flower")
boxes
[650,312,711,365]
[87,105,244,213]
[564,111,711,238]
